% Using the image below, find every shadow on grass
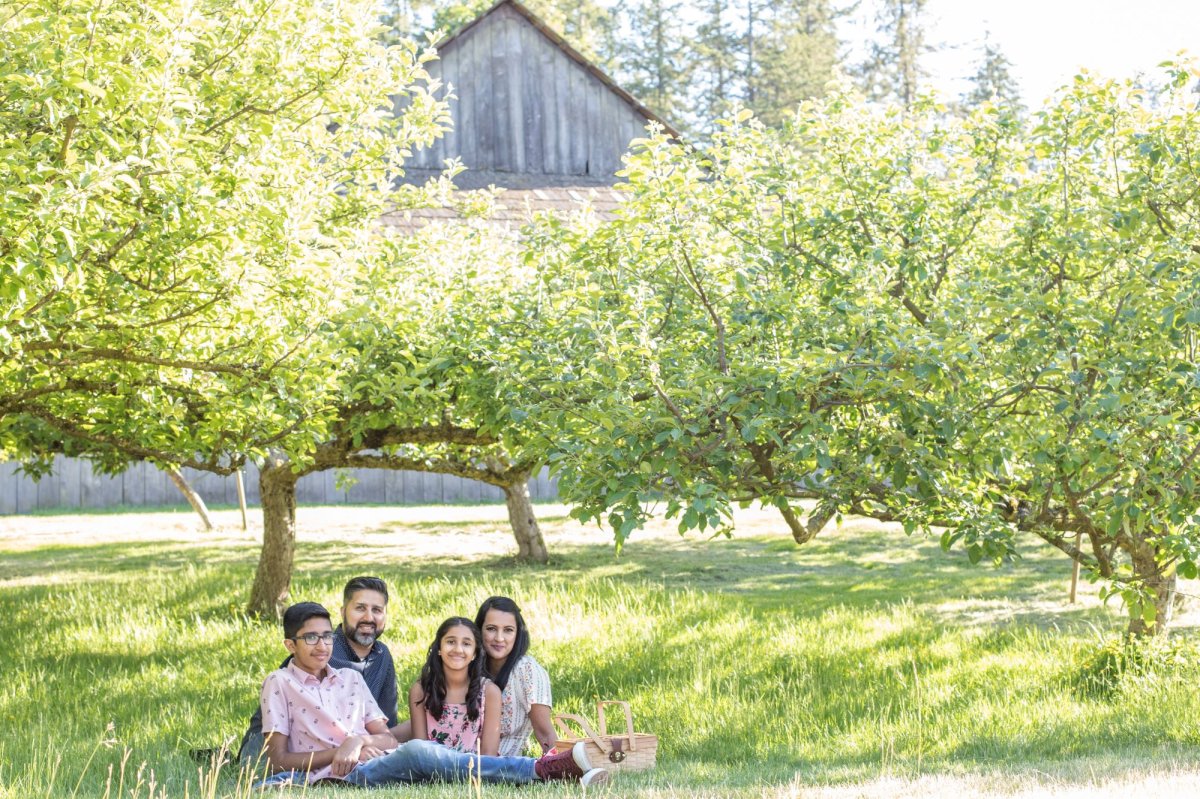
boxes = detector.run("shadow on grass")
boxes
[2,513,1195,791]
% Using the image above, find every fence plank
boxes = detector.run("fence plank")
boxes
[442,475,464,503]
[296,472,324,504]
[80,464,114,508]
[460,476,481,503]
[121,464,147,506]
[0,457,556,512]
[346,469,385,505]
[145,466,174,507]
[384,471,404,505]
[402,471,421,505]
[57,456,82,508]
[322,471,346,505]
[14,466,37,513]
[35,465,62,511]
[0,462,19,514]
[420,472,443,504]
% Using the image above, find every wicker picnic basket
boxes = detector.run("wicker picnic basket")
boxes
[552,700,658,772]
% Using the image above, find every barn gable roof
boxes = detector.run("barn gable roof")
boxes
[404,0,676,182]
[434,0,677,137]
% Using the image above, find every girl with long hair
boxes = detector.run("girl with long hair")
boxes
[409,617,501,755]
[474,596,555,756]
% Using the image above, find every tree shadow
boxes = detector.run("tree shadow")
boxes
[3,510,1196,793]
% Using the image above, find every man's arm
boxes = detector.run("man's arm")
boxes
[353,719,396,766]
[376,647,400,727]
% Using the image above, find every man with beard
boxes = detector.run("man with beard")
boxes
[236,576,398,767]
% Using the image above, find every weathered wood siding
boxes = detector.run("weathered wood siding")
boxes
[409,3,650,179]
[0,457,557,513]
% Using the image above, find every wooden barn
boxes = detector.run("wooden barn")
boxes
[387,0,677,230]
[0,0,671,513]
[407,0,673,184]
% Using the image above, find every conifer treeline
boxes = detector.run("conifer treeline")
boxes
[382,0,1023,138]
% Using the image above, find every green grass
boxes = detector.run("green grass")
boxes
[1,506,1198,798]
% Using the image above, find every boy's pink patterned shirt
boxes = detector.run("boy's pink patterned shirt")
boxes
[260,661,392,782]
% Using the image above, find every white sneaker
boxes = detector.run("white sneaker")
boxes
[571,741,595,771]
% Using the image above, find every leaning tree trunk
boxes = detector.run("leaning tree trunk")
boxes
[500,471,548,563]
[165,466,213,531]
[247,458,300,619]
[1127,545,1176,638]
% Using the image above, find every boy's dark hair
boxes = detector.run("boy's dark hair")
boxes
[343,576,388,605]
[283,602,331,639]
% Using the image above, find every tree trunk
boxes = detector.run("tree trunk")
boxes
[165,467,213,531]
[501,473,548,563]
[247,459,299,620]
[1127,547,1175,638]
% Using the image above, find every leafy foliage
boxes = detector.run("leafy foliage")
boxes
[0,0,450,471]
[506,67,1200,635]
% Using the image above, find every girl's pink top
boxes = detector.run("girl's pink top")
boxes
[426,697,485,753]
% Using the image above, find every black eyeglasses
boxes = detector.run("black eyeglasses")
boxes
[291,631,337,645]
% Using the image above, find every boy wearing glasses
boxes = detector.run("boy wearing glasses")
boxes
[237,576,397,765]
[258,602,397,780]
[256,602,608,788]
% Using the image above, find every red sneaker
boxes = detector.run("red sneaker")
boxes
[534,742,606,782]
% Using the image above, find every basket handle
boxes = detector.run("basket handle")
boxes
[552,712,613,755]
[595,700,637,751]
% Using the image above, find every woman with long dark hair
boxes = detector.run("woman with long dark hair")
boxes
[409,617,501,755]
[474,596,555,756]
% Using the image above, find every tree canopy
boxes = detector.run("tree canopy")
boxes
[0,0,449,472]
[505,69,1200,635]
[239,198,553,616]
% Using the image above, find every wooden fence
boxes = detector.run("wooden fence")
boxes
[0,456,558,514]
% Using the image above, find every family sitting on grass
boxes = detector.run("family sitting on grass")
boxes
[238,577,609,789]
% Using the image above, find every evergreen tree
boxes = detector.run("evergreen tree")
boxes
[857,0,932,109]
[378,0,489,42]
[749,0,841,126]
[614,0,690,125]
[379,0,425,43]
[532,0,618,66]
[425,0,494,38]
[690,0,743,134]
[961,38,1023,112]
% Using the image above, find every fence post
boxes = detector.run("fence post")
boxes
[1069,531,1082,603]
[236,469,248,531]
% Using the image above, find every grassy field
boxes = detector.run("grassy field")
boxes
[1,503,1198,798]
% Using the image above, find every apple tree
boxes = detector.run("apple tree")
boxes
[506,71,1200,636]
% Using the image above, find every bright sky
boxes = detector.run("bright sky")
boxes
[847,0,1200,107]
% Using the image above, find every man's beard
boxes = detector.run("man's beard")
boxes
[351,623,378,647]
